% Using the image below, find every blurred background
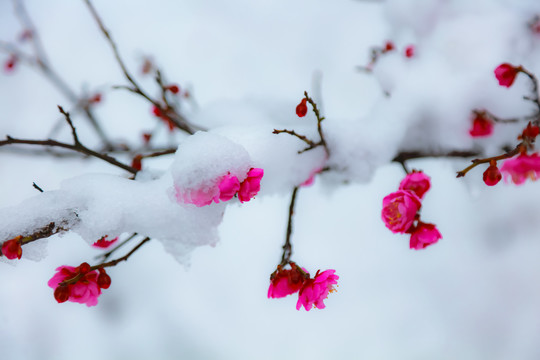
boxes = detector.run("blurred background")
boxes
[2,0,540,359]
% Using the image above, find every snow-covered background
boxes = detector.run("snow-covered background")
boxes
[3,0,540,359]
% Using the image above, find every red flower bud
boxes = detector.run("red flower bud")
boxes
[97,270,111,289]
[141,57,154,75]
[4,55,17,74]
[89,93,102,104]
[54,285,71,303]
[152,105,163,117]
[384,41,395,52]
[469,113,493,137]
[142,133,152,144]
[483,162,502,186]
[494,63,520,88]
[1,236,22,260]
[166,84,180,94]
[132,155,143,171]
[78,262,91,274]
[404,45,415,58]
[296,98,308,117]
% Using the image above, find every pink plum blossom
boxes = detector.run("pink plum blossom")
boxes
[176,168,263,206]
[48,264,104,307]
[409,222,442,250]
[238,168,264,203]
[398,171,431,199]
[500,153,540,185]
[92,235,118,249]
[296,269,339,311]
[381,190,421,233]
[301,167,322,187]
[218,174,240,201]
[175,185,220,207]
[268,263,307,298]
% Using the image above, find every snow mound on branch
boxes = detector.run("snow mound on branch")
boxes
[57,173,223,264]
[170,131,252,205]
[192,100,330,191]
[213,125,326,194]
[0,192,80,262]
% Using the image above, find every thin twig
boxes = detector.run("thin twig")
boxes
[280,186,299,266]
[83,0,201,135]
[60,237,151,286]
[8,0,113,148]
[96,233,138,262]
[392,149,481,164]
[520,67,540,112]
[304,91,330,157]
[58,106,80,145]
[32,182,44,192]
[272,129,316,148]
[141,148,177,159]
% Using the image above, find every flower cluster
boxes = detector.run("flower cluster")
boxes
[177,168,264,207]
[479,122,540,186]
[381,171,442,250]
[268,263,339,311]
[48,262,111,307]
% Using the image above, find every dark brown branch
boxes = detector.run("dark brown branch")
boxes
[58,106,80,145]
[19,221,71,246]
[141,148,177,159]
[392,149,481,164]
[97,237,150,268]
[483,110,539,124]
[1,220,73,254]
[0,136,138,174]
[280,187,299,266]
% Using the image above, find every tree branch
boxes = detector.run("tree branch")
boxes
[280,187,299,266]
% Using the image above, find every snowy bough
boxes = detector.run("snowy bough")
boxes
[2,0,540,312]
